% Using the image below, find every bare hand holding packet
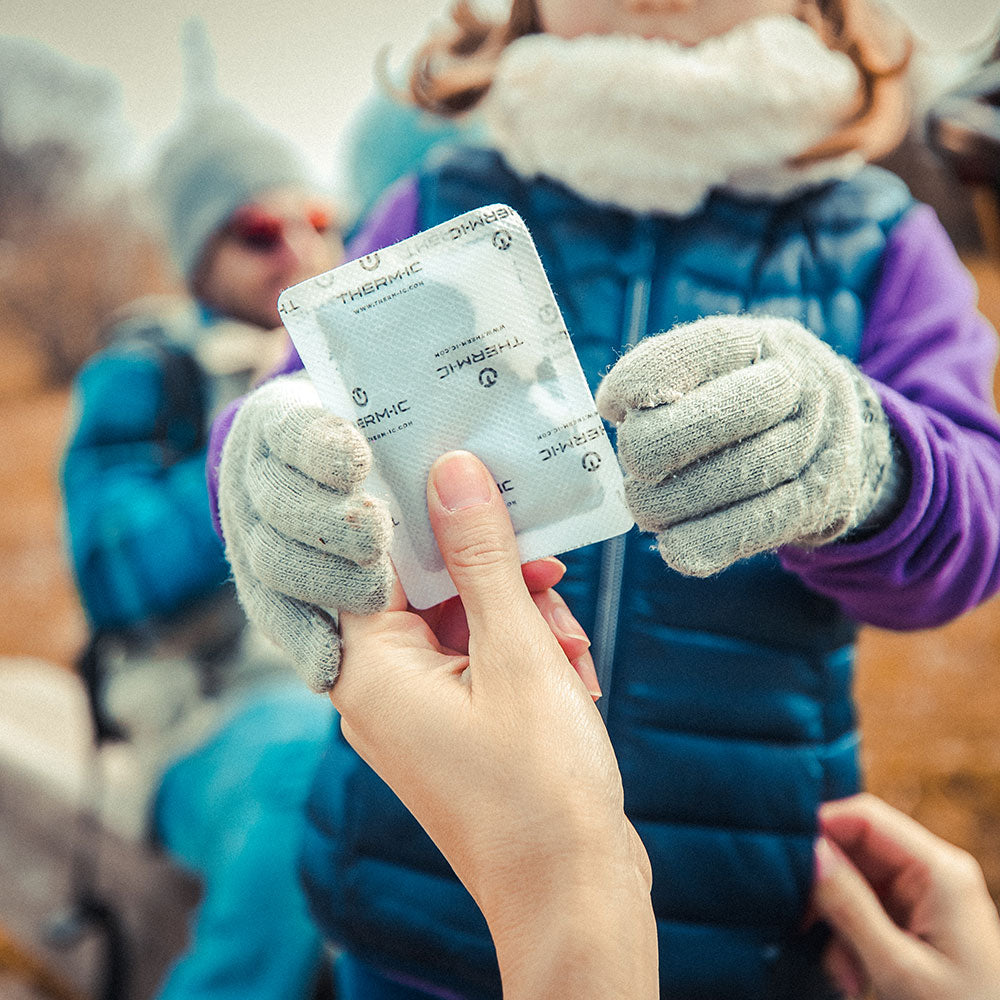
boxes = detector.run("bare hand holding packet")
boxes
[278,205,633,609]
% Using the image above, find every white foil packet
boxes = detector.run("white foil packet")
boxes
[278,204,633,609]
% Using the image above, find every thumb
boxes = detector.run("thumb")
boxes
[812,837,936,991]
[426,451,536,641]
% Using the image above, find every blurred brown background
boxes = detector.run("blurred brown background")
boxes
[0,211,174,670]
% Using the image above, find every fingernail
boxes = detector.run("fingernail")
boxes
[553,604,589,644]
[432,451,494,511]
[814,837,839,881]
[571,656,602,701]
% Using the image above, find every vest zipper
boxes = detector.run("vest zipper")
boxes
[592,224,656,721]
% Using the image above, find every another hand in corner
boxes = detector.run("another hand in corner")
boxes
[813,793,1000,1000]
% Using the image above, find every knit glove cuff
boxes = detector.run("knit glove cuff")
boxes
[218,373,394,691]
[596,316,905,577]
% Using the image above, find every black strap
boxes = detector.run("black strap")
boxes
[75,632,128,746]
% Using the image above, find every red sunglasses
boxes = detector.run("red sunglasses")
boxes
[224,205,333,253]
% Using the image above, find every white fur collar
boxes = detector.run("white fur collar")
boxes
[480,16,866,216]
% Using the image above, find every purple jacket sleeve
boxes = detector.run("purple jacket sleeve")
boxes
[779,204,1000,629]
[206,177,422,537]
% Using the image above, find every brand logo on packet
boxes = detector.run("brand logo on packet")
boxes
[493,230,513,251]
[359,254,381,271]
[355,399,410,429]
[479,367,498,388]
[352,387,369,407]
[311,261,423,298]
[435,336,525,379]
[539,425,608,462]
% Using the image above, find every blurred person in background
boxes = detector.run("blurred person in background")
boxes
[60,20,339,1000]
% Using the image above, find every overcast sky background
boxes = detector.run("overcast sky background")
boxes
[1,0,997,200]
[0,0,454,195]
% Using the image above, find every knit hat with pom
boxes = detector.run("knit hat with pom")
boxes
[149,18,310,282]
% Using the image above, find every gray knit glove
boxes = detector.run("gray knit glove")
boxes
[596,315,902,577]
[218,373,394,691]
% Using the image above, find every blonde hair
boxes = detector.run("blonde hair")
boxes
[407,0,913,164]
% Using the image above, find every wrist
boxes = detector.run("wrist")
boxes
[846,423,910,541]
[484,829,657,1000]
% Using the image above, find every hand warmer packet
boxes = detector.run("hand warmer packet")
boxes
[278,204,633,609]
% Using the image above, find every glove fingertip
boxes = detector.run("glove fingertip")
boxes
[279,606,343,693]
[334,422,374,483]
[595,380,626,426]
[656,532,732,579]
[236,570,343,692]
[299,651,341,694]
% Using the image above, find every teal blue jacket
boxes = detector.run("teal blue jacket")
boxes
[62,314,230,631]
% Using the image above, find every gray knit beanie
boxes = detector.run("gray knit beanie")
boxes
[149,19,311,283]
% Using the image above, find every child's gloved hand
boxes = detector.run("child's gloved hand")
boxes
[218,373,395,691]
[596,315,900,577]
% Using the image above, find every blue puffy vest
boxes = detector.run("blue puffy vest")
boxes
[302,149,914,999]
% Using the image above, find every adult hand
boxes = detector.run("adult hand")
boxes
[416,564,600,699]
[812,793,1000,1000]
[332,450,656,1000]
